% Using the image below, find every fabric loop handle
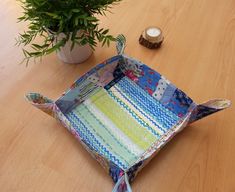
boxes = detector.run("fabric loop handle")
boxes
[116,34,126,55]
[189,99,231,124]
[25,92,55,117]
[112,173,132,192]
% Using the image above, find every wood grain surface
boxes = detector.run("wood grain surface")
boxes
[0,0,235,191]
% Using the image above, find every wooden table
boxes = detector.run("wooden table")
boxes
[1,0,234,191]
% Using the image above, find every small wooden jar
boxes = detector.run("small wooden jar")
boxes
[139,26,164,49]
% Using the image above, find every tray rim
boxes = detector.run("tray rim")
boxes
[52,54,198,171]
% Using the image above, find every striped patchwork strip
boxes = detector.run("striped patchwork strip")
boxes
[65,77,179,170]
[115,77,179,129]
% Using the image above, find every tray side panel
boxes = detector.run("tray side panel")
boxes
[122,55,195,118]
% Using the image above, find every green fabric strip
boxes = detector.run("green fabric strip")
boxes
[89,89,156,150]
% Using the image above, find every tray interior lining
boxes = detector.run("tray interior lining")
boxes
[64,77,180,170]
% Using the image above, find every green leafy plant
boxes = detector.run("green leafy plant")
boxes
[17,0,122,64]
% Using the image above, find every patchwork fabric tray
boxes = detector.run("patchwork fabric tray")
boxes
[26,35,231,192]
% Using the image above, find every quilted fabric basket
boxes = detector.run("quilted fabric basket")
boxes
[26,35,231,192]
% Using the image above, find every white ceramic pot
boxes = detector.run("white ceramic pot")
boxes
[56,32,93,64]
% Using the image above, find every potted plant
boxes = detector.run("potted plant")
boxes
[17,0,121,64]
